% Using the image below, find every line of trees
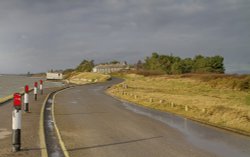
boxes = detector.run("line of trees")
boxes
[136,52,225,74]
[64,52,225,75]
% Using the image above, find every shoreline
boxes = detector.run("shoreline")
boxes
[0,88,35,105]
[0,95,13,104]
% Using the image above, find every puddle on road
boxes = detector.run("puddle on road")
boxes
[71,101,78,104]
[50,151,61,157]
[46,115,54,130]
[48,99,53,104]
[89,86,105,95]
[50,142,61,157]
[44,93,65,157]
[121,102,250,157]
[0,128,11,139]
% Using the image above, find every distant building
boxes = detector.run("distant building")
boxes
[46,72,63,80]
[93,62,129,73]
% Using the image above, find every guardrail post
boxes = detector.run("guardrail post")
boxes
[12,93,22,152]
[24,85,29,112]
[34,82,38,101]
[40,80,43,95]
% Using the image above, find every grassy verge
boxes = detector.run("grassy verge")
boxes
[65,72,111,85]
[0,95,13,104]
[0,88,34,104]
[107,73,250,135]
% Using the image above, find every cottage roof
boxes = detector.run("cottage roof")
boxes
[94,64,127,69]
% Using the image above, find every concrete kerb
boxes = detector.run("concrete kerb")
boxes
[39,93,50,157]
[51,88,72,157]
[39,86,73,157]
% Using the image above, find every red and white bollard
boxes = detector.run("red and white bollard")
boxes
[12,93,22,152]
[40,80,43,95]
[24,85,29,112]
[34,82,38,101]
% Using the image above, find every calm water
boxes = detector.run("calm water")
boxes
[0,75,63,98]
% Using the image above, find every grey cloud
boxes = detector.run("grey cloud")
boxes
[0,0,249,73]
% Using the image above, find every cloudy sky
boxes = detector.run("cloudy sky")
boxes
[0,0,249,74]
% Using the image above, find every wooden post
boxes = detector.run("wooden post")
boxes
[202,108,206,113]
[149,98,153,103]
[171,102,174,107]
[123,84,128,89]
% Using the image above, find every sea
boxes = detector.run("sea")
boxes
[0,75,63,99]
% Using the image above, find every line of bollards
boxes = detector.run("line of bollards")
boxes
[12,80,44,152]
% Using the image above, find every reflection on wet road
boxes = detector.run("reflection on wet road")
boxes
[121,101,250,157]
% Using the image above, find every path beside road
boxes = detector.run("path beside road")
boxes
[0,87,61,157]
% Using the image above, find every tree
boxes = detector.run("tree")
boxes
[182,58,193,73]
[76,60,94,72]
[139,52,225,74]
[171,62,184,74]
[143,52,182,74]
[110,60,120,64]
[209,55,225,73]
[136,60,143,70]
[63,68,74,74]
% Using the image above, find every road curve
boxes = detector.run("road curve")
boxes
[53,78,250,157]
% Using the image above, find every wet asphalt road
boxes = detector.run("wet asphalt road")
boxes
[54,78,250,157]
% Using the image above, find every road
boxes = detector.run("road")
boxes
[54,78,250,157]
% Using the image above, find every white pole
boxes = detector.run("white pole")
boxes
[40,84,43,95]
[34,87,38,100]
[24,93,29,112]
[12,93,22,152]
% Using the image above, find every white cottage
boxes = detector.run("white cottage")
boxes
[93,63,129,74]
[46,72,63,80]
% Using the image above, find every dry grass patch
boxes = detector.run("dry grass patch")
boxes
[108,74,250,134]
[67,72,111,84]
[0,95,13,104]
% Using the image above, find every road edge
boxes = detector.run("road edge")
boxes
[52,88,71,157]
[39,93,50,157]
